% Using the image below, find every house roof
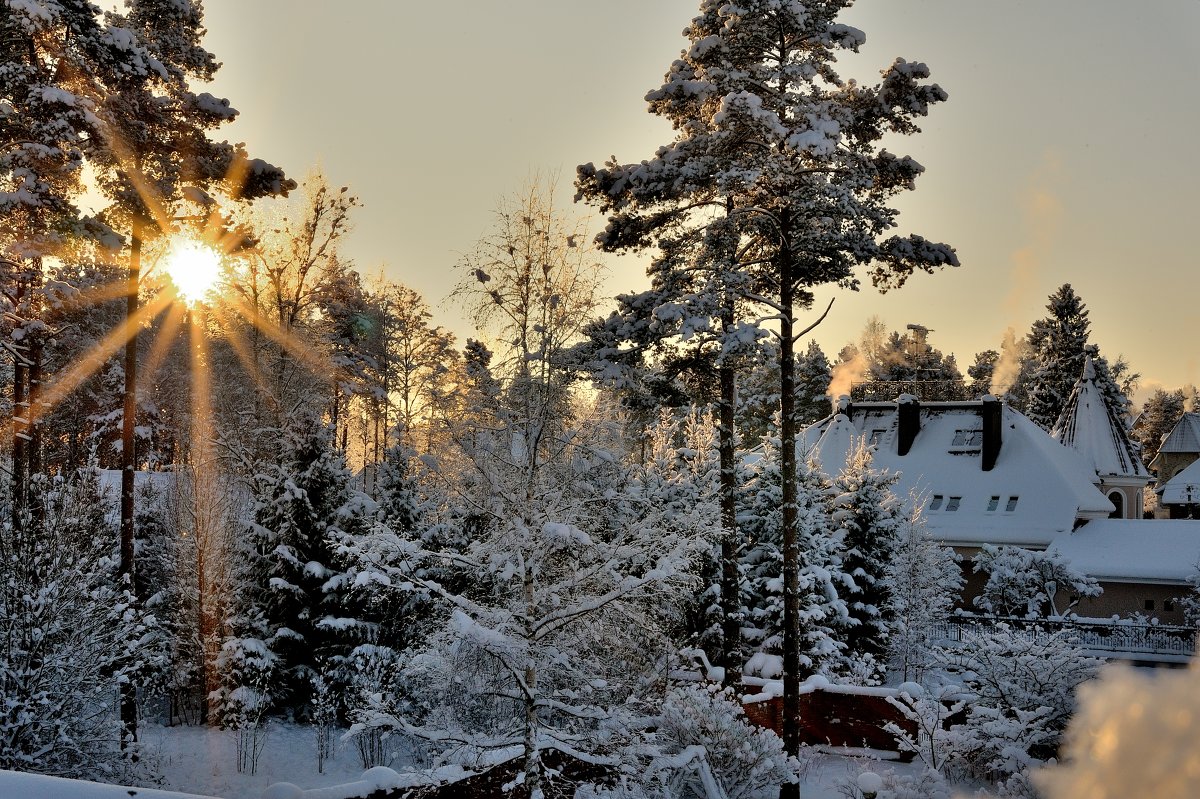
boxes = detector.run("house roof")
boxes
[801,399,1114,549]
[1047,519,1200,584]
[1157,458,1200,505]
[1051,356,1149,482]
[1151,413,1200,469]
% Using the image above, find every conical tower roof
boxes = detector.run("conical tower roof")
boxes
[1051,356,1149,480]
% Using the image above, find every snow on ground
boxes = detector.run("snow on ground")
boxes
[0,722,933,799]
[0,719,936,796]
[0,769,221,799]
[138,722,397,797]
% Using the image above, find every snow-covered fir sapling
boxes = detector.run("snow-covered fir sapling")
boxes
[827,443,905,683]
[739,446,847,679]
[883,503,962,684]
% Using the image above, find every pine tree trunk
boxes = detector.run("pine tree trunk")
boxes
[11,273,27,535]
[718,306,740,684]
[28,262,43,532]
[119,222,142,749]
[778,217,802,798]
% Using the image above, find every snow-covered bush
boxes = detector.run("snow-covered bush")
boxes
[971,545,1100,617]
[0,471,154,778]
[941,624,1099,735]
[1177,560,1200,626]
[342,644,409,769]
[938,623,1100,782]
[591,683,798,799]
[881,684,967,777]
[338,419,702,796]
[869,768,951,799]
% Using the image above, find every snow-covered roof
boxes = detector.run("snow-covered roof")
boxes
[1151,412,1200,463]
[1051,357,1149,482]
[1047,519,1200,584]
[801,399,1114,549]
[1157,458,1200,505]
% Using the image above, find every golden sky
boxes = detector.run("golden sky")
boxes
[175,0,1200,403]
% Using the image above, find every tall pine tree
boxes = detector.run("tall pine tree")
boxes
[578,1,956,771]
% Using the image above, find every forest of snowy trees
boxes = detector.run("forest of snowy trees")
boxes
[4,1,1200,798]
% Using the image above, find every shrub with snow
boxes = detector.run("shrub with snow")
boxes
[0,471,154,778]
[599,683,798,799]
[971,545,1100,618]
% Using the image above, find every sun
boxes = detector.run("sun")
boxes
[164,238,223,305]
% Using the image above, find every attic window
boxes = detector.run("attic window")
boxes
[987,496,1000,512]
[946,496,962,512]
[951,429,983,448]
[1005,496,1019,512]
[868,429,886,446]
[930,495,944,511]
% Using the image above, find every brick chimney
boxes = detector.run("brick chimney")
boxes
[981,395,1002,471]
[897,395,920,456]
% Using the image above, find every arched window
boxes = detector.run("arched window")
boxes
[1108,490,1125,519]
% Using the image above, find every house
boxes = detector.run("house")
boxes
[798,359,1197,622]
[1149,412,1200,518]
[800,395,1117,552]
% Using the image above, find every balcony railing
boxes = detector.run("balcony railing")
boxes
[934,615,1197,660]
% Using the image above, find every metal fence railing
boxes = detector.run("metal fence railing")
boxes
[934,615,1197,659]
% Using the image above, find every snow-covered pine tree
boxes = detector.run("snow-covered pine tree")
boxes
[796,340,833,426]
[740,445,846,680]
[827,443,904,683]
[578,2,956,771]
[967,349,999,398]
[0,0,152,257]
[1024,285,1092,430]
[1135,388,1189,470]
[216,414,372,721]
[883,506,962,684]
[736,339,832,446]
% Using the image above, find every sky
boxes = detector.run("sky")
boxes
[184,0,1200,405]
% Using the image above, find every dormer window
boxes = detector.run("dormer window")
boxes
[945,496,962,511]
[987,496,1000,512]
[930,495,944,511]
[868,429,886,446]
[1005,496,1019,512]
